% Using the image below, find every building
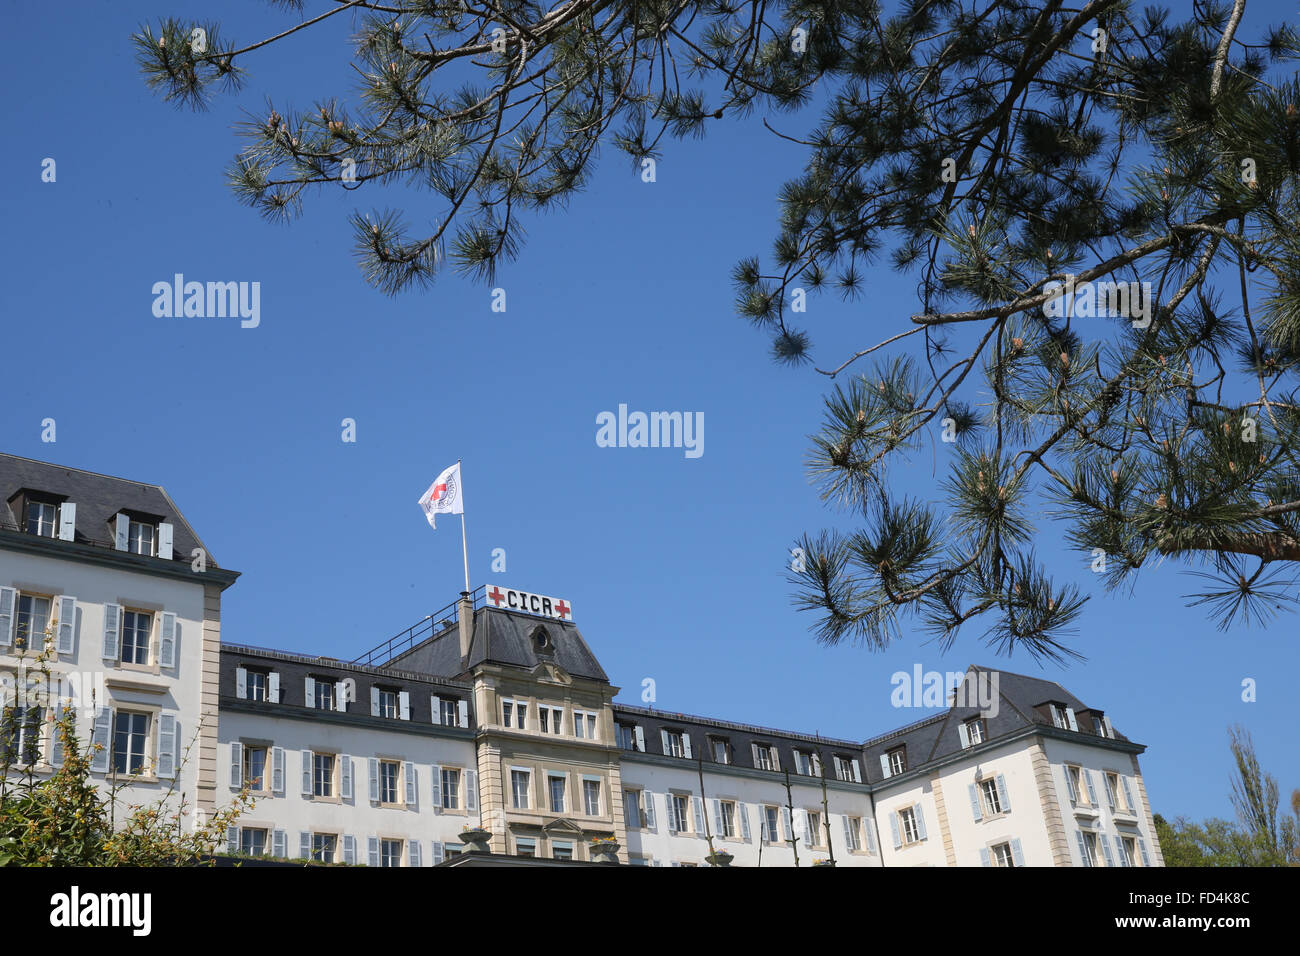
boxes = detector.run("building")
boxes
[2,455,1163,867]
[0,453,239,824]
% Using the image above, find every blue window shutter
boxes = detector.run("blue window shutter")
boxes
[879,754,891,778]
[299,832,311,860]
[914,804,928,841]
[157,713,177,779]
[230,742,242,789]
[399,691,410,721]
[625,793,639,828]
[644,791,657,831]
[958,723,970,749]
[660,729,671,755]
[50,710,67,767]
[634,725,645,751]
[1065,707,1078,731]
[304,677,315,709]
[158,612,177,668]
[1105,775,1116,810]
[738,803,751,841]
[268,672,279,703]
[1113,835,1128,866]
[864,819,877,853]
[114,513,129,550]
[227,827,239,855]
[1064,766,1078,805]
[58,502,76,541]
[1100,832,1115,867]
[272,829,286,858]
[889,812,901,849]
[1138,838,1151,867]
[712,799,724,835]
[301,750,312,796]
[430,695,441,724]
[432,842,445,866]
[340,755,353,800]
[1011,838,1025,867]
[431,764,443,811]
[56,595,76,654]
[89,707,112,773]
[0,587,15,648]
[335,681,347,712]
[968,783,982,821]
[272,747,285,795]
[851,760,861,783]
[368,837,379,867]
[666,795,678,834]
[692,796,706,835]
[841,814,853,849]
[1121,776,1136,812]
[980,847,992,867]
[157,521,173,559]
[1085,770,1099,806]
[781,806,792,841]
[368,758,379,801]
[409,840,422,868]
[101,604,121,663]
[404,761,418,807]
[683,733,693,759]
[370,686,380,716]
[1076,831,1091,867]
[466,769,478,812]
[458,699,469,728]
[343,835,356,865]
[235,666,246,700]
[996,774,1011,813]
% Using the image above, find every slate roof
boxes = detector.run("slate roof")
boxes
[386,606,610,682]
[0,452,220,569]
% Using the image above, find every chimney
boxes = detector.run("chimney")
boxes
[458,591,474,664]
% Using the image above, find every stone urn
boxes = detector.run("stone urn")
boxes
[812,859,836,867]
[706,849,734,867]
[459,827,492,854]
[589,839,620,863]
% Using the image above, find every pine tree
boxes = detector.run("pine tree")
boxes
[136,1,1300,655]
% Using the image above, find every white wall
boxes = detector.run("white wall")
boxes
[1043,736,1159,867]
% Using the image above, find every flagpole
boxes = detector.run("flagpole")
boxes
[458,459,470,594]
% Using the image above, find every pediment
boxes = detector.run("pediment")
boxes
[541,817,585,834]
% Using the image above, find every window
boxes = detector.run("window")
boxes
[888,747,907,776]
[539,706,563,735]
[899,807,921,844]
[833,755,859,782]
[502,699,527,730]
[126,519,156,556]
[314,680,335,711]
[1093,715,1112,738]
[441,767,461,810]
[26,500,59,537]
[1065,765,1096,807]
[663,730,685,758]
[574,710,598,739]
[112,711,149,775]
[752,743,777,771]
[380,838,402,868]
[965,718,986,745]
[1051,703,1077,730]
[981,778,1003,815]
[243,746,267,791]
[991,842,1016,867]
[15,594,50,651]
[245,670,268,702]
[120,610,152,666]
[844,816,862,851]
[313,753,335,798]
[720,801,736,838]
[511,769,531,809]
[551,842,573,861]
[624,789,643,828]
[806,811,822,847]
[1119,836,1136,867]
[710,737,730,764]
[440,698,460,726]
[1105,773,1120,811]
[515,837,536,858]
[548,774,567,813]
[583,779,601,816]
[1079,831,1098,867]
[1,705,43,765]
[311,833,337,863]
[379,760,403,804]
[240,828,267,856]
[670,794,690,833]
[377,689,399,719]
[762,806,780,843]
[794,749,821,777]
[617,723,638,751]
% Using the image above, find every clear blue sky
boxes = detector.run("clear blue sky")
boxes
[2,1,1296,825]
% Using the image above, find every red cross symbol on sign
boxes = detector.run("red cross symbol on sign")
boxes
[554,600,571,619]
[487,587,506,607]
[431,482,447,502]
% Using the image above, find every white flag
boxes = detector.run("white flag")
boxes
[417,462,464,529]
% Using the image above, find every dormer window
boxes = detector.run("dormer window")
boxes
[530,625,553,654]
[26,500,58,537]
[128,519,155,556]
[112,512,172,559]
[1050,703,1078,731]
